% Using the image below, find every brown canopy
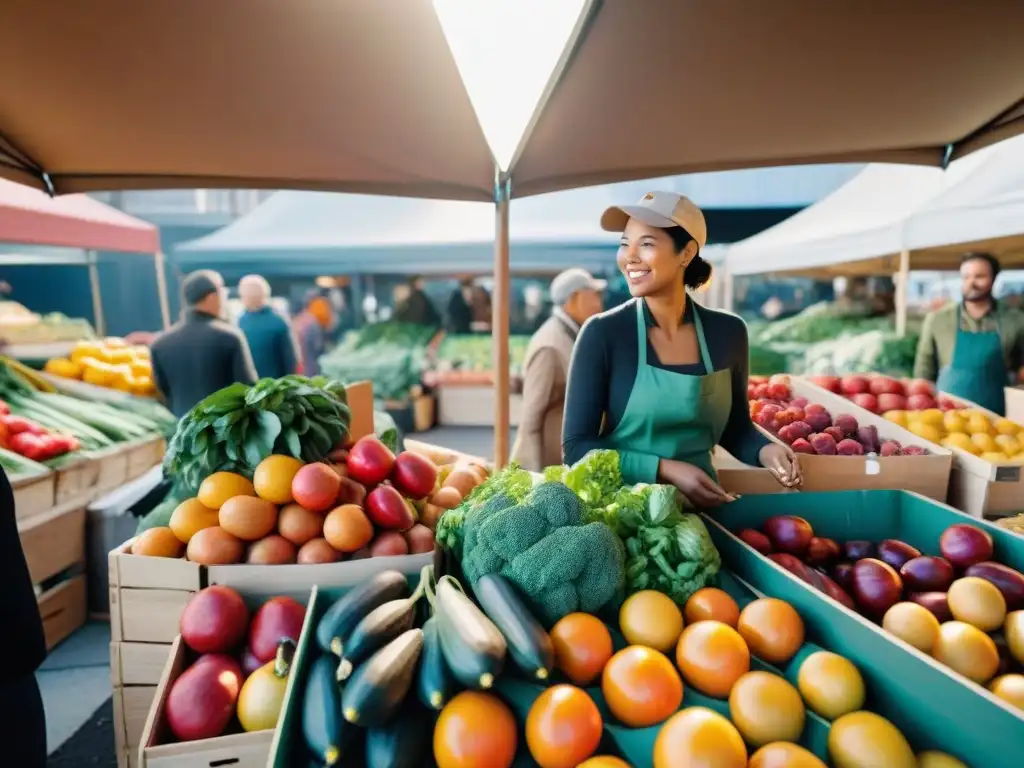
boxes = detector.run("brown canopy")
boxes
[509,0,1024,197]
[4,1,1024,202]
[0,0,496,200]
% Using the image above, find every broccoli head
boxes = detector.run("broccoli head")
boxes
[460,482,624,626]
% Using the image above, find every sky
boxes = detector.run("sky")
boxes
[432,0,589,171]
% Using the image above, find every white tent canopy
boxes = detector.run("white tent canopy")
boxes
[726,134,1024,278]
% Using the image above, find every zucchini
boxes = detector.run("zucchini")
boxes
[341,628,423,727]
[416,616,457,711]
[316,571,409,657]
[474,573,554,681]
[365,700,434,768]
[336,596,418,681]
[302,654,350,766]
[435,575,506,690]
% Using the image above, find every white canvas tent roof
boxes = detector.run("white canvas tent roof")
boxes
[727,134,1024,278]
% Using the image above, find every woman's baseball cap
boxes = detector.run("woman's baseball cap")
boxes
[601,191,707,249]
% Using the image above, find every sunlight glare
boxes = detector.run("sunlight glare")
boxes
[433,0,588,172]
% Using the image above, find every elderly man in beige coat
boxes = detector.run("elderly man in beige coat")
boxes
[511,268,605,470]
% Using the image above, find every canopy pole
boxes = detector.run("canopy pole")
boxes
[154,250,172,330]
[493,174,512,468]
[895,249,910,337]
[87,251,106,337]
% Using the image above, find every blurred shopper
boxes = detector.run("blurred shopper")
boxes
[395,276,441,327]
[915,252,1024,414]
[151,270,258,417]
[511,268,606,470]
[446,278,474,334]
[0,466,47,766]
[470,283,493,332]
[237,274,299,379]
[294,290,334,376]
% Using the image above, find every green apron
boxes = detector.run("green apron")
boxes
[936,305,1007,415]
[602,299,733,481]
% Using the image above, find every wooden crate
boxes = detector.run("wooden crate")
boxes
[114,683,158,768]
[11,469,56,521]
[94,445,131,493]
[108,539,200,644]
[55,457,100,505]
[19,502,86,584]
[1007,386,1024,425]
[126,437,166,481]
[39,574,87,650]
[111,641,174,687]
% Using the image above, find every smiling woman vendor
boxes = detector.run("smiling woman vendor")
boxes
[562,191,801,507]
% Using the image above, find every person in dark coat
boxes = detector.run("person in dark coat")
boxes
[151,270,258,417]
[394,276,441,327]
[0,466,48,767]
[446,279,474,334]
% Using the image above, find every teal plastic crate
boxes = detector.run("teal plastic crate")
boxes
[272,569,864,768]
[707,489,1024,767]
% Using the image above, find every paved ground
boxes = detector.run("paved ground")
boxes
[40,426,510,761]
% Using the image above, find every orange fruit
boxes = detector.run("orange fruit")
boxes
[168,498,219,544]
[748,742,826,768]
[132,526,184,558]
[728,671,805,747]
[796,651,865,720]
[323,504,374,553]
[525,685,602,768]
[577,758,631,768]
[684,588,740,627]
[253,455,304,504]
[653,706,746,768]
[737,598,805,664]
[619,590,684,653]
[674,620,749,698]
[218,496,278,541]
[550,613,614,686]
[434,691,516,768]
[185,526,245,564]
[828,711,915,768]
[197,471,255,509]
[601,646,682,727]
[931,621,1000,684]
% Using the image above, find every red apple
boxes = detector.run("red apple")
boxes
[841,376,870,395]
[906,393,936,411]
[906,379,936,397]
[851,393,879,413]
[876,393,907,413]
[390,451,438,500]
[811,376,841,393]
[346,436,396,486]
[365,485,416,531]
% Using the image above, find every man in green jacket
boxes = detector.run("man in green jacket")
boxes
[914,252,1024,414]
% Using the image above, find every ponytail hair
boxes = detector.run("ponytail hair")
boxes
[665,225,713,290]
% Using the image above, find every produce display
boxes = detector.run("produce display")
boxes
[0,398,79,461]
[286,560,959,767]
[0,301,95,345]
[748,374,930,456]
[736,514,1024,701]
[434,334,530,378]
[45,337,156,396]
[161,584,306,743]
[320,323,436,404]
[133,433,488,566]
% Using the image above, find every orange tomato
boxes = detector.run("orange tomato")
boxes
[748,742,827,768]
[737,598,805,664]
[434,691,517,768]
[684,588,740,627]
[550,613,614,686]
[601,646,682,727]
[577,758,631,768]
[728,671,806,747]
[675,620,750,698]
[526,685,603,768]
[653,706,747,768]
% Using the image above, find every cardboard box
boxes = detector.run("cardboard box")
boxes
[713,447,790,496]
[436,384,523,427]
[11,469,56,521]
[705,490,1023,768]
[344,380,375,442]
[1006,386,1024,426]
[763,378,954,501]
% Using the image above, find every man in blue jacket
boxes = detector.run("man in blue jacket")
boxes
[237,275,299,379]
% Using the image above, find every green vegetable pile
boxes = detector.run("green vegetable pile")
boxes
[803,329,920,378]
[459,482,625,626]
[435,334,530,374]
[438,449,722,616]
[164,375,351,495]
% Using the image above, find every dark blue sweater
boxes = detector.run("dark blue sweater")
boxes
[238,307,299,380]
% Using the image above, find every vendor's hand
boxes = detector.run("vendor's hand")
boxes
[658,459,736,508]
[760,443,802,488]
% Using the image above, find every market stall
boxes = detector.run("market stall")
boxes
[0,178,172,340]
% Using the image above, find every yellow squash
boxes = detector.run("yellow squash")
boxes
[237,640,294,732]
